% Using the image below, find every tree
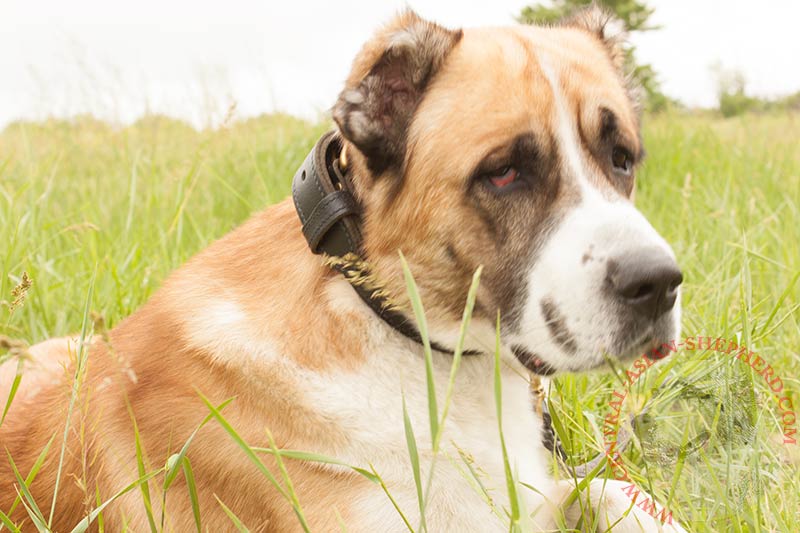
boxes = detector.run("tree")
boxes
[518,0,672,112]
[710,63,756,117]
[710,62,800,116]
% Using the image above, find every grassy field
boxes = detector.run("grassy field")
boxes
[1,111,798,531]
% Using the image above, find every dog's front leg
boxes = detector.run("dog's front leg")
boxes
[552,478,688,532]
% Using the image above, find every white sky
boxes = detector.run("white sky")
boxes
[2,0,799,129]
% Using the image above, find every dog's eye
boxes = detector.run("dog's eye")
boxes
[611,147,633,174]
[486,166,518,188]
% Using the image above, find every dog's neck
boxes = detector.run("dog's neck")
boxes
[292,131,484,357]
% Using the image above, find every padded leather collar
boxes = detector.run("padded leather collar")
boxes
[292,131,480,357]
[292,131,362,257]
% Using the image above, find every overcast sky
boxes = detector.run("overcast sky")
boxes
[2,1,799,129]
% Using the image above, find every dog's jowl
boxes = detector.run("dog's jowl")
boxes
[1,7,686,532]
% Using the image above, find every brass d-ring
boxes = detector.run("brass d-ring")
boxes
[339,144,348,171]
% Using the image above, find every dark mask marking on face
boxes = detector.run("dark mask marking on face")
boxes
[459,133,568,328]
[511,344,557,376]
[540,297,578,355]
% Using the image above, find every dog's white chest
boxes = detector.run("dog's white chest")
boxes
[302,341,552,531]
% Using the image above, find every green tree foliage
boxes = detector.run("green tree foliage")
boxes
[518,0,672,112]
[711,64,759,117]
[519,0,656,31]
[711,62,800,117]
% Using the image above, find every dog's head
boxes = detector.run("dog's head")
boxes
[332,8,681,374]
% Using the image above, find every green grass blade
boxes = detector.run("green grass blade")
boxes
[399,252,438,445]
[50,268,96,528]
[264,428,310,533]
[69,470,161,533]
[124,153,139,236]
[214,496,250,533]
[0,509,19,532]
[197,391,293,502]
[493,313,520,529]
[435,266,482,450]
[17,499,47,533]
[250,448,379,484]
[158,397,234,528]
[758,302,800,341]
[162,397,234,493]
[334,508,348,533]
[5,432,57,518]
[370,464,415,533]
[94,486,104,533]
[420,267,483,518]
[402,395,426,533]
[5,451,47,532]
[181,457,202,533]
[755,269,799,339]
[453,445,501,518]
[0,359,23,428]
[131,417,158,533]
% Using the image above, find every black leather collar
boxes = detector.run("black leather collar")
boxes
[292,131,480,357]
[292,132,362,257]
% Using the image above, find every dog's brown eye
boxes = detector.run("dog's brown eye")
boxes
[611,147,632,174]
[488,166,518,188]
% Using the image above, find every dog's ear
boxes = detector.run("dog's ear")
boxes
[563,5,627,71]
[332,10,462,175]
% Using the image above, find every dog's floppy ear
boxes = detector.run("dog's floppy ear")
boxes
[563,5,627,71]
[332,10,462,175]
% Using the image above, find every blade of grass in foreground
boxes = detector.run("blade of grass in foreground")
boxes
[0,358,23,428]
[402,395,426,533]
[399,252,438,447]
[265,428,310,533]
[215,495,250,532]
[420,267,483,520]
[6,451,47,532]
[370,464,415,533]
[256,442,409,533]
[250,448,379,484]
[94,487,104,533]
[197,392,287,499]
[755,269,799,340]
[132,416,158,533]
[69,470,161,533]
[181,457,202,533]
[399,251,437,532]
[334,508,348,533]
[197,391,310,532]
[50,269,96,528]
[160,397,233,529]
[435,266,482,450]
[400,254,484,532]
[0,509,19,532]
[452,445,502,519]
[162,399,234,490]
[4,432,57,519]
[493,313,521,532]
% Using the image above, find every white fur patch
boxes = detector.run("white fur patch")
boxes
[183,299,280,367]
[301,327,553,531]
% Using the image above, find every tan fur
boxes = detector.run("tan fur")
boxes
[0,204,374,531]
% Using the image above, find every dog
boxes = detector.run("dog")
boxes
[1,7,687,532]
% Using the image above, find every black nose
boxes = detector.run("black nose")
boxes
[607,247,683,319]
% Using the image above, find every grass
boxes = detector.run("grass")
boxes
[1,110,799,531]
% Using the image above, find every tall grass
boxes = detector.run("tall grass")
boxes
[1,111,799,531]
